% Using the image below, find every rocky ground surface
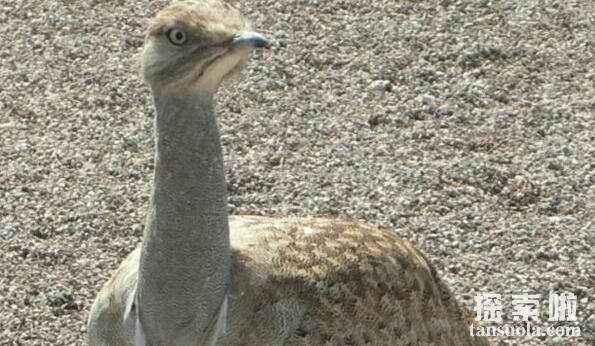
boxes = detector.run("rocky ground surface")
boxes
[0,0,593,345]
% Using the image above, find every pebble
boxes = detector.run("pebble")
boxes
[369,79,392,92]
[420,94,435,106]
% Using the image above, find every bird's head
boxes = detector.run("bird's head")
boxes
[141,0,268,95]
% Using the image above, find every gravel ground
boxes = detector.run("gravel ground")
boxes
[1,0,593,345]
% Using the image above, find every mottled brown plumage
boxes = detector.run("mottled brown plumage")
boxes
[224,216,487,345]
[88,1,489,345]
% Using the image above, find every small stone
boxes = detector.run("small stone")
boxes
[274,30,288,39]
[367,114,383,127]
[268,155,281,167]
[420,94,436,106]
[369,80,392,92]
[82,0,96,9]
[548,161,563,171]
[536,248,559,260]
[46,291,76,309]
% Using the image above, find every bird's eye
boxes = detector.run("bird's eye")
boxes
[167,28,187,45]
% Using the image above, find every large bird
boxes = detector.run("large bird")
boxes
[87,1,489,345]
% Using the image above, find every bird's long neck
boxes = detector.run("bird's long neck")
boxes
[137,89,230,344]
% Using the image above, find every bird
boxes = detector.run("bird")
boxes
[87,1,490,345]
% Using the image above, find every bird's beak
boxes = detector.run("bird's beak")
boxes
[232,32,269,48]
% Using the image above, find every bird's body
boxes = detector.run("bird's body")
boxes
[89,215,486,345]
[88,1,489,345]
